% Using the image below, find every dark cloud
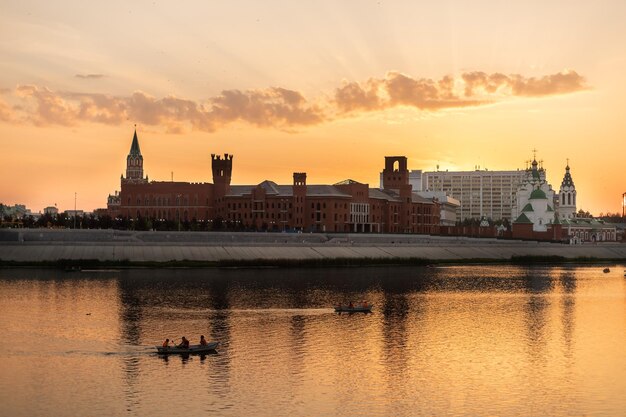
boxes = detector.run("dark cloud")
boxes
[75,74,105,79]
[3,70,588,132]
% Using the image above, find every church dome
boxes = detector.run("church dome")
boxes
[529,188,547,200]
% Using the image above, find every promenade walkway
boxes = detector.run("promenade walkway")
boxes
[1,229,625,263]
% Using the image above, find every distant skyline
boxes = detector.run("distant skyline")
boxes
[1,1,625,214]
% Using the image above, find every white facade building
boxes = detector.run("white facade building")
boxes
[421,169,527,222]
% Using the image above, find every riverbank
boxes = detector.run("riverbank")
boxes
[1,229,625,267]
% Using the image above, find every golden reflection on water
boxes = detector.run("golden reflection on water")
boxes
[0,265,625,417]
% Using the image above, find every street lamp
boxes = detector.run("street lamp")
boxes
[73,192,77,229]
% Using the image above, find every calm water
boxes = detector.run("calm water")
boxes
[1,265,625,417]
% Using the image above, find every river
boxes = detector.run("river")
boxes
[0,265,625,416]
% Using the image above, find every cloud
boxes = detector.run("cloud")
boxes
[210,87,324,128]
[75,74,105,79]
[2,69,588,132]
[462,70,587,97]
[0,98,13,122]
[334,73,485,113]
[335,70,586,115]
[335,79,383,112]
[7,85,325,132]
[15,85,77,126]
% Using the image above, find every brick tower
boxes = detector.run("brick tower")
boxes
[382,156,413,232]
[292,172,307,230]
[211,153,233,218]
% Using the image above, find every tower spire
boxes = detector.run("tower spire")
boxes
[124,128,146,183]
[129,125,141,156]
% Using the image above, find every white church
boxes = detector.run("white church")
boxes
[514,158,558,232]
[513,155,616,242]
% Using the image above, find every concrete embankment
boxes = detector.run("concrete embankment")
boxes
[1,229,625,266]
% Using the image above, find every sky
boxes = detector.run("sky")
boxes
[1,0,625,215]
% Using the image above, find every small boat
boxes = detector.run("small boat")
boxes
[603,268,610,273]
[334,304,373,313]
[156,342,219,354]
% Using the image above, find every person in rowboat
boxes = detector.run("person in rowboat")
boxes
[200,335,208,346]
[162,338,170,348]
[177,336,190,349]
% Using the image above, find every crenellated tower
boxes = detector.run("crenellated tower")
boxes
[558,160,576,219]
[211,153,233,217]
[122,128,148,184]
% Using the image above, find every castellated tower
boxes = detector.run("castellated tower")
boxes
[292,172,307,229]
[558,162,577,219]
[211,153,233,217]
[122,129,148,184]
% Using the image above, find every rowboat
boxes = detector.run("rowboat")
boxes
[334,304,373,313]
[156,342,219,354]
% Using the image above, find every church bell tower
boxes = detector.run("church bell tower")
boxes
[558,160,576,219]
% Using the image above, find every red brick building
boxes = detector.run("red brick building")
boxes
[108,130,440,233]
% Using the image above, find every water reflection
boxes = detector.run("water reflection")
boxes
[559,270,577,362]
[1,265,625,417]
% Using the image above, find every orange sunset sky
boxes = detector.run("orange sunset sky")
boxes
[1,1,625,215]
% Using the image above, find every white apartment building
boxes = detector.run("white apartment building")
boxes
[422,169,527,222]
